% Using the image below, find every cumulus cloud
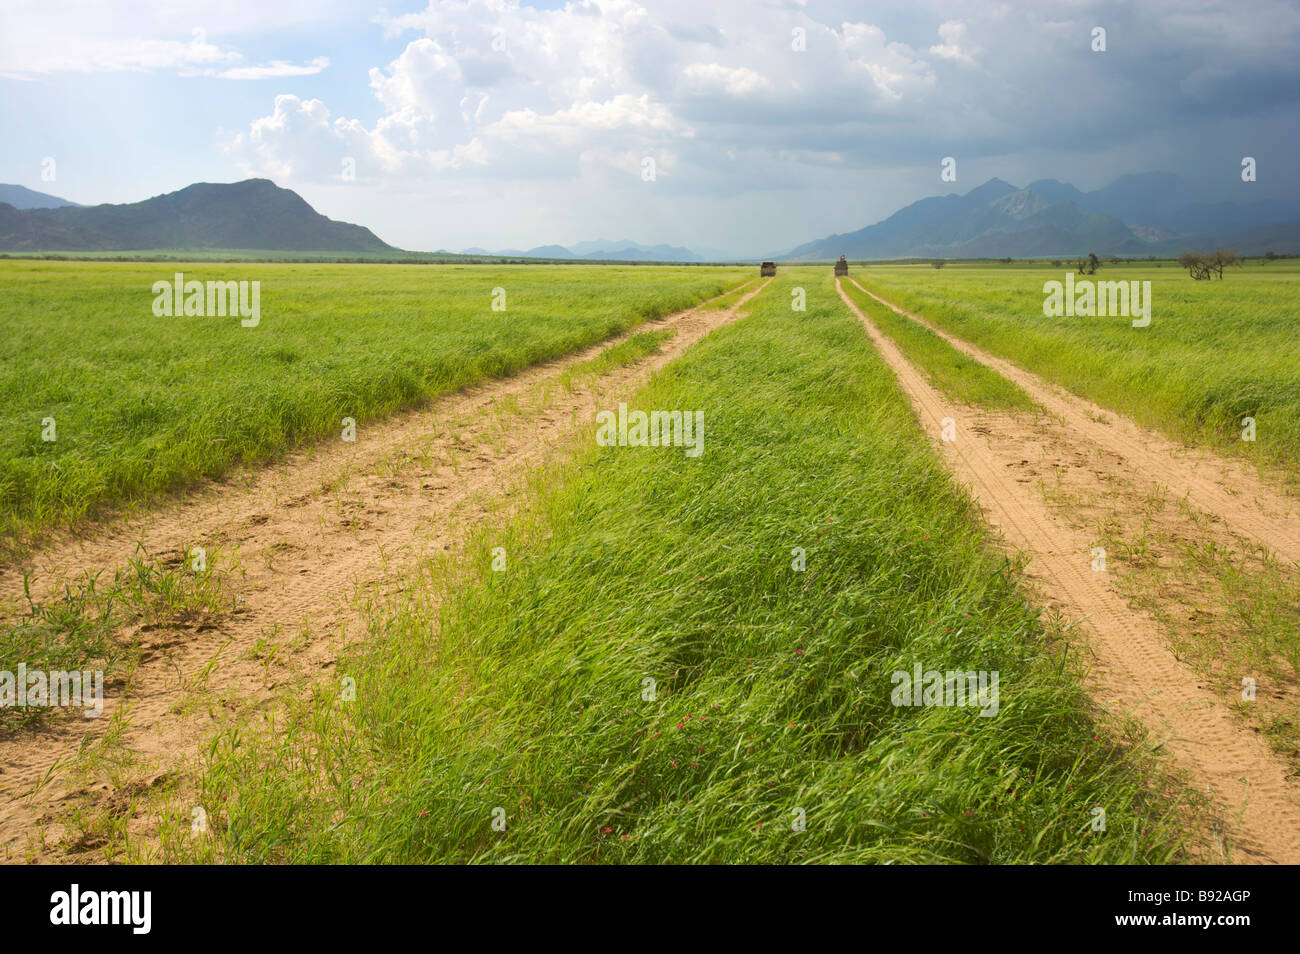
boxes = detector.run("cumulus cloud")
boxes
[929,20,978,65]
[207,0,1300,244]
[682,63,773,97]
[226,0,961,189]
[224,94,386,181]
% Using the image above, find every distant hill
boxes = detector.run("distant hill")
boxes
[571,239,702,261]
[1046,172,1300,235]
[0,184,80,210]
[0,179,393,252]
[784,173,1300,261]
[524,244,576,258]
[462,238,707,262]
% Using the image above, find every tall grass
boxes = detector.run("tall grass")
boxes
[155,270,1194,864]
[840,280,1038,411]
[859,262,1300,481]
[557,330,675,389]
[0,262,750,539]
[698,278,759,310]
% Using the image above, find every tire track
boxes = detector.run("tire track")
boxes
[848,278,1300,567]
[0,278,771,862]
[838,278,1300,865]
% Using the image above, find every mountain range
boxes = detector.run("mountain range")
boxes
[1,172,1296,260]
[0,184,81,210]
[782,173,1300,261]
[459,239,712,262]
[0,179,391,252]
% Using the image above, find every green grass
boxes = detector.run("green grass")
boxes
[153,269,1194,864]
[856,261,1300,481]
[698,278,760,310]
[557,330,675,390]
[840,279,1038,412]
[0,248,484,263]
[0,249,753,265]
[0,261,749,539]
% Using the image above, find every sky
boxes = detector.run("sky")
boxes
[2,0,1298,255]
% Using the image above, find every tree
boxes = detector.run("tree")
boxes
[1209,247,1239,278]
[1051,260,1063,267]
[1179,250,1213,280]
[1180,248,1240,279]
[932,260,945,269]
[1178,249,1238,280]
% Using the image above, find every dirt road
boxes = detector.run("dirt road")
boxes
[848,279,1300,567]
[0,279,769,861]
[839,278,1300,864]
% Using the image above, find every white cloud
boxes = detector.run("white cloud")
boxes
[224,94,393,181]
[0,27,239,76]
[0,2,336,79]
[930,20,978,65]
[227,1,951,189]
[0,23,330,80]
[215,0,1300,246]
[218,56,331,80]
[838,21,937,102]
[682,63,773,97]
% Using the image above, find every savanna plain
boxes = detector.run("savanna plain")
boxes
[2,259,1297,864]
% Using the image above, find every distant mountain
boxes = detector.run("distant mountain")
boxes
[566,239,701,260]
[1080,172,1199,228]
[0,179,393,252]
[785,173,1300,260]
[783,179,1137,259]
[460,238,706,261]
[569,238,634,256]
[0,184,80,210]
[1023,179,1086,206]
[580,241,701,261]
[526,244,577,258]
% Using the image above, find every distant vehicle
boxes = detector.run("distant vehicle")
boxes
[760,261,777,276]
[834,256,849,276]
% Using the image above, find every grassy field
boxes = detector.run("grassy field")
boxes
[854,261,1300,482]
[0,261,749,539]
[0,249,752,265]
[151,271,1192,864]
[698,278,759,310]
[839,279,1038,412]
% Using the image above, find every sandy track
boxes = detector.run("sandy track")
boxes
[0,279,769,861]
[848,278,1300,567]
[837,278,1300,865]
